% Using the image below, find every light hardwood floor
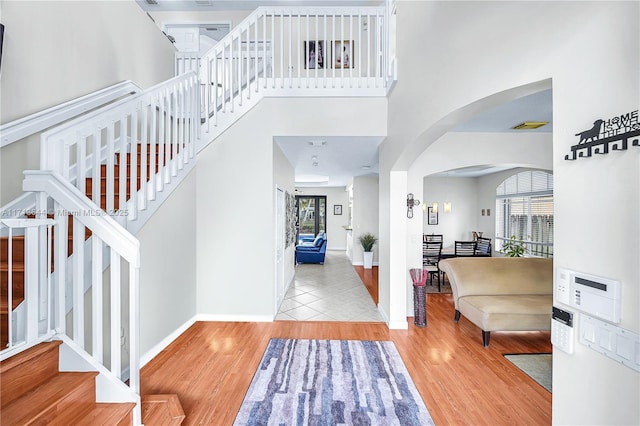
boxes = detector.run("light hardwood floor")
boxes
[141,271,552,425]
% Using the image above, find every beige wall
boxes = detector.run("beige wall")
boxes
[352,175,379,265]
[195,97,386,319]
[385,1,639,424]
[137,170,197,358]
[0,0,176,204]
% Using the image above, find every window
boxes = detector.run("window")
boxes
[495,171,553,258]
[296,195,326,240]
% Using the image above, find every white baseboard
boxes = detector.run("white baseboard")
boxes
[140,316,198,367]
[140,313,274,367]
[377,306,408,329]
[352,261,379,266]
[195,314,274,323]
[388,319,409,330]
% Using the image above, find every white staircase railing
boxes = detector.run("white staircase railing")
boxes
[0,217,55,353]
[1,73,199,424]
[23,171,142,423]
[39,72,200,230]
[1,81,142,148]
[176,5,393,150]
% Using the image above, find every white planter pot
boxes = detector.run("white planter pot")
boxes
[363,251,374,269]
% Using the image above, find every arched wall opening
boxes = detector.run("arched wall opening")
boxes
[403,82,554,317]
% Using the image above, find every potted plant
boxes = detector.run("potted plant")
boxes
[502,235,527,257]
[358,232,378,269]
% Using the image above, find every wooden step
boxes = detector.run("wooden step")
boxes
[0,341,62,406]
[54,401,136,426]
[1,312,8,349]
[1,269,25,298]
[1,236,25,264]
[0,371,98,425]
[101,163,161,178]
[142,394,185,426]
[85,176,142,197]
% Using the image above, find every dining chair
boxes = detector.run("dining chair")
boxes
[475,237,492,256]
[423,234,443,243]
[422,241,443,291]
[454,240,477,257]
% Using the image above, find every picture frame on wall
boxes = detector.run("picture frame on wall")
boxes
[427,207,438,225]
[334,204,342,215]
[303,40,325,69]
[332,40,353,69]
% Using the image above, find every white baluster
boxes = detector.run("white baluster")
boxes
[129,107,138,220]
[110,250,121,378]
[92,236,103,362]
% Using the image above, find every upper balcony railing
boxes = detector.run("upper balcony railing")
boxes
[175,5,395,149]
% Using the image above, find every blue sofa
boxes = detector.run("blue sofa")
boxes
[295,233,327,264]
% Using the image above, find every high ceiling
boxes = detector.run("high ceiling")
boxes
[137,0,553,186]
[135,0,382,12]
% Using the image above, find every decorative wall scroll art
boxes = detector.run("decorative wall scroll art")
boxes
[285,191,297,247]
[565,109,640,160]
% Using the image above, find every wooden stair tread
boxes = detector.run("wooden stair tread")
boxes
[0,341,61,375]
[142,394,185,426]
[1,371,98,424]
[56,402,136,426]
[1,297,24,312]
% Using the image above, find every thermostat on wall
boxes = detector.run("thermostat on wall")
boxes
[555,267,621,324]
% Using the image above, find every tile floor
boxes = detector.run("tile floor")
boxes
[275,250,384,322]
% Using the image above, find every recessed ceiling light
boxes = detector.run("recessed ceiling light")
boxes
[512,121,549,130]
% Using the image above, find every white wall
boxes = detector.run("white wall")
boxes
[385,1,639,424]
[136,170,197,358]
[195,97,386,319]
[422,167,553,249]
[404,131,553,310]
[295,186,350,250]
[351,175,380,265]
[422,176,477,247]
[0,1,176,205]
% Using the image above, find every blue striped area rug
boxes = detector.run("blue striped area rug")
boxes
[233,338,434,425]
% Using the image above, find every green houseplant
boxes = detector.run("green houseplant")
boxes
[358,232,378,269]
[358,232,378,252]
[502,235,527,257]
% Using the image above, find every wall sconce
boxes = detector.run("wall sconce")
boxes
[431,202,438,213]
[406,193,421,218]
[444,202,452,213]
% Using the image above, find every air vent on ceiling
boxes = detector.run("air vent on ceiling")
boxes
[195,0,213,5]
[145,0,158,5]
[512,121,549,130]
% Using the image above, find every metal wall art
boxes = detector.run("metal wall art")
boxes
[565,109,639,160]
[285,191,297,247]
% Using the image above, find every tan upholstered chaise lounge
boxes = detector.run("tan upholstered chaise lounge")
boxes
[439,257,553,347]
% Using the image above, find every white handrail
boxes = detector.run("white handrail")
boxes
[39,72,200,228]
[20,170,141,423]
[176,5,389,150]
[0,81,142,148]
[23,171,140,265]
